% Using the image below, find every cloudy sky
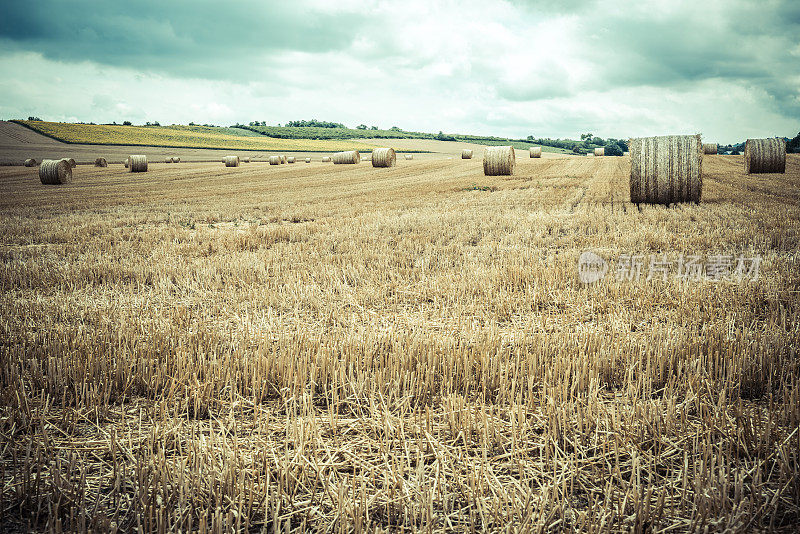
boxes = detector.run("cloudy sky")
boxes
[1,0,798,143]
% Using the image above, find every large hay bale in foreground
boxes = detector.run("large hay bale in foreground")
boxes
[287,156,296,164]
[269,156,280,165]
[483,146,515,176]
[305,158,311,163]
[744,138,786,174]
[462,149,473,159]
[629,135,702,204]
[24,158,37,167]
[332,151,360,164]
[372,147,396,168]
[39,159,72,184]
[322,156,332,163]
[95,157,108,167]
[223,155,240,167]
[703,144,718,155]
[172,157,181,163]
[594,148,604,157]
[61,158,77,168]
[529,147,542,158]
[129,155,148,173]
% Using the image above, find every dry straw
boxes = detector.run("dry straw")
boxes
[744,138,786,174]
[95,157,108,167]
[594,148,604,157]
[24,158,37,167]
[404,154,414,160]
[529,147,542,158]
[332,151,360,164]
[371,148,396,168]
[322,156,332,162]
[483,145,515,176]
[128,155,148,173]
[305,158,311,163]
[629,135,702,204]
[223,156,240,167]
[172,157,181,163]
[39,159,72,184]
[61,158,77,168]
[462,149,473,159]
[269,156,280,165]
[702,144,718,155]
[287,157,296,164]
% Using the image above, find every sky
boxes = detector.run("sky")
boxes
[0,0,798,144]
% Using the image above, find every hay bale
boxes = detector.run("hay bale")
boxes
[529,147,542,158]
[124,157,130,168]
[129,155,148,173]
[223,155,240,167]
[744,138,786,174]
[483,146,515,176]
[39,159,72,184]
[165,157,172,163]
[281,156,286,164]
[95,157,108,167]
[269,156,280,165]
[322,156,332,162]
[594,148,604,157]
[61,158,77,168]
[305,158,311,163]
[629,135,702,204]
[172,157,181,163]
[242,157,250,163]
[332,151,360,164]
[461,149,473,159]
[702,143,718,155]
[404,154,414,160]
[287,156,296,163]
[24,158,37,167]
[371,148,396,168]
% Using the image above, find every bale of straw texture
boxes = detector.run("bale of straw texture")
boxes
[242,157,250,163]
[165,157,172,163]
[172,157,181,163]
[461,149,473,159]
[483,145,515,176]
[287,156,296,163]
[629,135,702,204]
[744,138,786,174]
[223,155,240,167]
[322,156,332,162]
[269,156,280,165]
[61,158,77,168]
[594,148,604,157]
[24,158,37,167]
[95,157,108,167]
[332,151,360,164]
[529,147,542,158]
[39,159,72,184]
[372,148,396,168]
[305,158,311,163]
[128,155,148,173]
[702,144,718,155]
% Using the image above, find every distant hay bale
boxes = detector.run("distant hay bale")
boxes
[461,149,473,159]
[281,156,286,164]
[322,156,332,162]
[124,157,130,168]
[61,158,77,168]
[223,155,240,167]
[629,135,702,204]
[371,148,396,168]
[165,157,172,163]
[702,144,718,155]
[332,151,360,164]
[128,155,148,173]
[172,157,180,163]
[242,157,250,163]
[269,156,280,165]
[39,159,72,184]
[744,138,786,174]
[24,158,37,167]
[305,158,311,163]
[594,148,604,157]
[404,154,413,160]
[95,157,108,167]
[287,156,296,163]
[483,146,515,176]
[529,147,542,158]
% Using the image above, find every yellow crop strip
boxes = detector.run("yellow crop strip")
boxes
[19,121,374,152]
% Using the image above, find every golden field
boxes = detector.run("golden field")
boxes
[0,154,798,532]
[15,121,374,152]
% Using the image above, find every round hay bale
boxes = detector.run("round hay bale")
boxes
[172,157,181,163]
[594,148,604,157]
[223,155,240,167]
[322,156,332,163]
[404,154,414,160]
[371,148,396,168]
[305,158,311,163]
[61,158,77,168]
[269,156,280,165]
[332,151,360,164]
[629,135,702,204]
[702,143,718,155]
[287,156,296,163]
[529,147,542,158]
[280,156,286,164]
[165,157,172,163]
[24,158,37,167]
[242,157,250,163]
[461,149,473,159]
[95,157,108,167]
[744,138,786,174]
[39,159,72,184]
[129,155,148,173]
[124,157,130,168]
[483,146,515,176]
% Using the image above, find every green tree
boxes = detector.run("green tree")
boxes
[356,124,368,130]
[604,144,623,156]
[788,131,800,153]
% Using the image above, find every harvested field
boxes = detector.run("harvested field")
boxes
[0,154,799,533]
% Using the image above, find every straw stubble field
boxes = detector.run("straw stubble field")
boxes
[0,154,799,532]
